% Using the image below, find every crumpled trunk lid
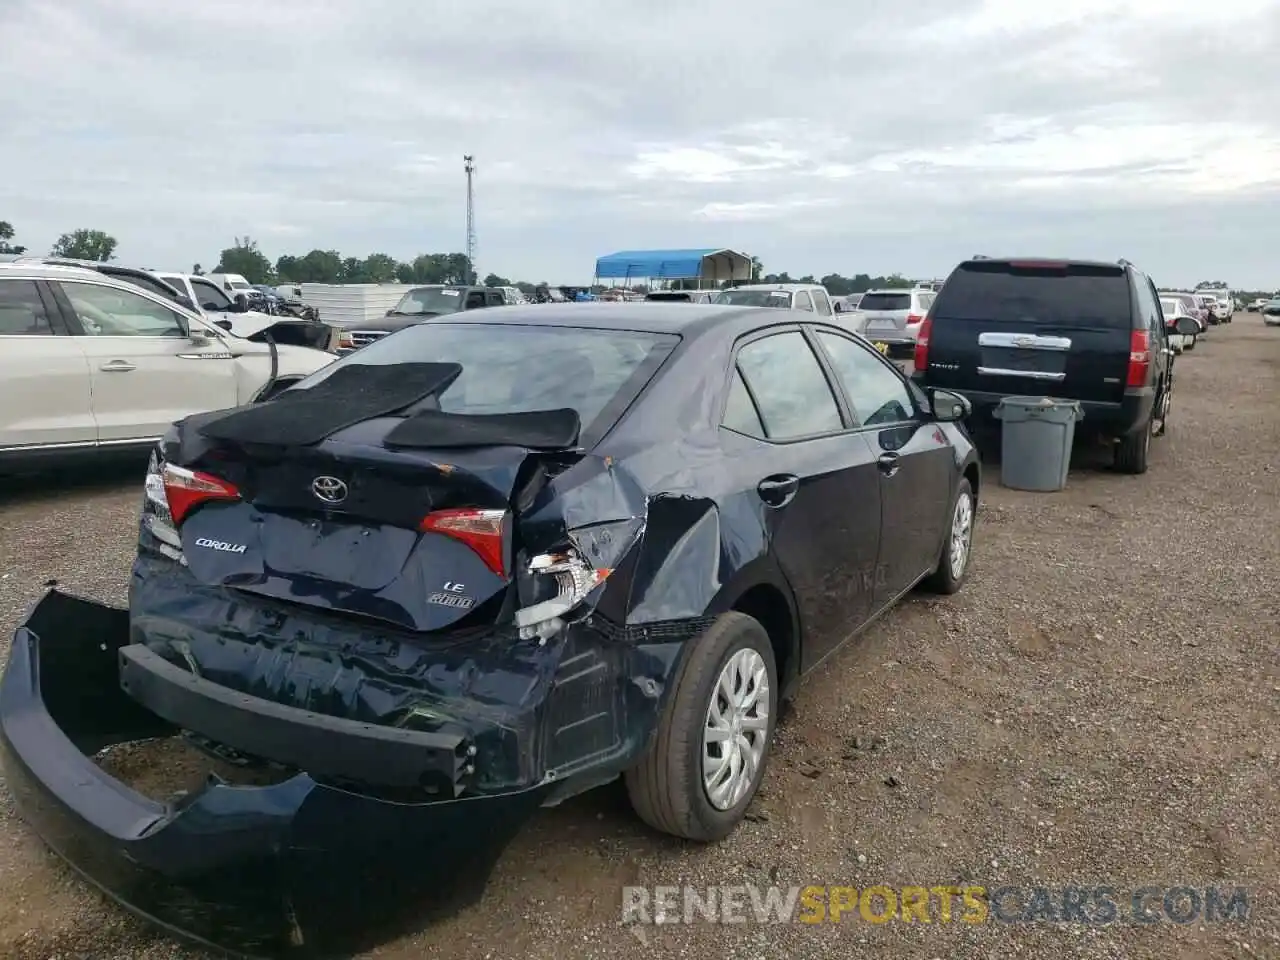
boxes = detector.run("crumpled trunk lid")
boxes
[172,417,566,632]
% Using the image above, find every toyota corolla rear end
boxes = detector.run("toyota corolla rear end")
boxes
[0,321,685,957]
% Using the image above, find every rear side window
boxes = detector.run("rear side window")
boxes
[858,292,911,311]
[0,279,54,335]
[931,261,1132,327]
[190,278,233,311]
[721,369,765,437]
[735,332,844,440]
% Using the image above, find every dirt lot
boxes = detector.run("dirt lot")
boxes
[0,320,1277,960]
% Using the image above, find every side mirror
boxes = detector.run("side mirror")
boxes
[928,387,969,422]
[1174,316,1199,336]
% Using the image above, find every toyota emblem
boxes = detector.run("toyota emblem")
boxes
[311,476,348,504]
[1014,336,1035,348]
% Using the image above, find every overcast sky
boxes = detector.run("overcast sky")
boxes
[3,0,1278,287]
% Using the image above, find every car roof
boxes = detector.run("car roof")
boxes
[0,260,110,281]
[724,282,823,292]
[961,256,1128,271]
[430,301,788,337]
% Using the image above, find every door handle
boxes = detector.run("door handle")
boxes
[99,361,136,372]
[877,453,901,477]
[757,474,800,508]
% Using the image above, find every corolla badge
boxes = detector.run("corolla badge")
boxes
[194,538,247,554]
[311,475,348,504]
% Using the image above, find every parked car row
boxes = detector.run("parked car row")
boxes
[0,261,338,471]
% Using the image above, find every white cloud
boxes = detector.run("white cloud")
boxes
[1,0,1278,286]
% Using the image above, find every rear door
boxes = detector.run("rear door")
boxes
[52,278,239,441]
[723,327,882,670]
[812,328,953,604]
[0,277,96,450]
[923,260,1133,403]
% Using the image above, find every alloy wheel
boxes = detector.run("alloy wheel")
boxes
[702,648,770,811]
[949,492,974,580]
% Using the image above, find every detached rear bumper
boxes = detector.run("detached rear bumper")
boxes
[0,590,556,958]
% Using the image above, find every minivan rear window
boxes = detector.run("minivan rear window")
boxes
[931,261,1131,327]
[858,292,911,311]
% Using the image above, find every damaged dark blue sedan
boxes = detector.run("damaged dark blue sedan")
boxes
[0,303,980,958]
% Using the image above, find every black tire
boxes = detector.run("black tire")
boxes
[625,612,778,842]
[922,477,974,595]
[1114,415,1152,474]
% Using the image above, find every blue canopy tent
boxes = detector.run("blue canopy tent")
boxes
[593,248,753,288]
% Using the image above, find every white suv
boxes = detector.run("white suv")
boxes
[0,263,336,471]
[848,287,936,357]
[713,283,836,316]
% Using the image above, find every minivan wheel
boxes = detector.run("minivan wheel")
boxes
[625,612,777,842]
[922,477,974,595]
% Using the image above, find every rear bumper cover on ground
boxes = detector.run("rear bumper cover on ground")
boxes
[0,587,689,957]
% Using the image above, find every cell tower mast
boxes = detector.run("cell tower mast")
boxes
[463,155,476,284]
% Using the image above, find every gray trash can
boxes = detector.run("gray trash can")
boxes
[992,396,1084,492]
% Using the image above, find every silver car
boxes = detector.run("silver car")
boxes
[850,288,935,357]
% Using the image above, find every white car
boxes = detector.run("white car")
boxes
[156,272,339,350]
[0,262,336,471]
[846,287,936,358]
[713,283,837,316]
[1158,296,1200,353]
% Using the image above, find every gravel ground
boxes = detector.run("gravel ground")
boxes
[0,319,1277,960]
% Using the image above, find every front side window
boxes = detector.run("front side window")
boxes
[816,331,915,426]
[62,281,188,337]
[0,279,55,335]
[735,332,844,440]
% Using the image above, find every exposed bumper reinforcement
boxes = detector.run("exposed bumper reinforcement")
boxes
[0,590,552,958]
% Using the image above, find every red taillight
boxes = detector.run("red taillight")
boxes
[905,313,924,325]
[1008,260,1068,270]
[420,508,508,577]
[913,316,932,370]
[162,463,240,525]
[1127,330,1151,387]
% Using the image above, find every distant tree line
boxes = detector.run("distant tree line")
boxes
[5,222,1277,301]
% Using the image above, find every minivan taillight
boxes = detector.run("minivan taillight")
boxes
[913,317,932,369]
[1127,330,1151,387]
[905,313,924,325]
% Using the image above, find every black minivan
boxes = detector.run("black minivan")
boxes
[911,257,1200,474]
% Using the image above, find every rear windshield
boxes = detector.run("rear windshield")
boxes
[858,292,911,311]
[296,322,678,439]
[714,289,793,308]
[931,261,1132,327]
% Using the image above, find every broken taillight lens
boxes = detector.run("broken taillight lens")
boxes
[420,508,509,577]
[514,549,612,642]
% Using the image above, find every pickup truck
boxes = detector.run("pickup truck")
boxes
[336,284,506,353]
